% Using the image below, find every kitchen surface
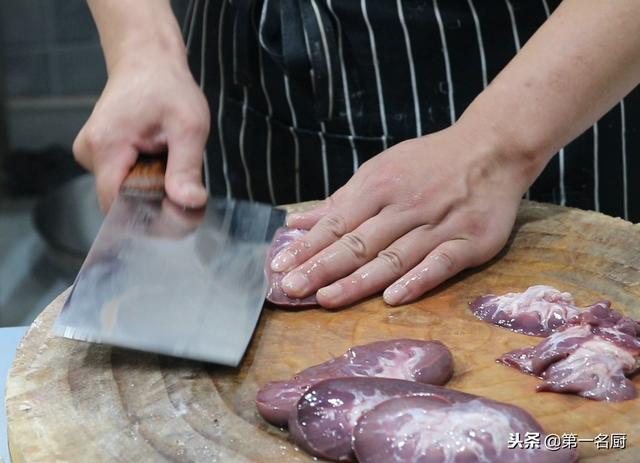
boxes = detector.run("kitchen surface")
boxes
[2,1,640,463]
[5,203,640,462]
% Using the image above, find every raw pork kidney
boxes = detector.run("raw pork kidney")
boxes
[469,285,586,337]
[500,301,640,401]
[353,395,578,463]
[256,339,453,426]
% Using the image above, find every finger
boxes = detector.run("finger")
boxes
[286,200,332,229]
[315,224,445,308]
[94,145,138,212]
[72,125,96,172]
[382,239,476,306]
[73,120,139,212]
[271,198,382,273]
[279,209,417,298]
[164,119,209,208]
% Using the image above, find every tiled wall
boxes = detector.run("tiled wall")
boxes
[0,2,193,325]
[2,0,190,150]
[4,1,104,99]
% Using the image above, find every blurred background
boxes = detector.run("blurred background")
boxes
[0,0,189,327]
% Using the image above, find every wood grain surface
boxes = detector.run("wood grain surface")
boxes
[6,200,640,462]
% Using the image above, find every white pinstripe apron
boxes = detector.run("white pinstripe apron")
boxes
[184,0,640,222]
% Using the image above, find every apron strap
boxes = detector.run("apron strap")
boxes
[232,0,259,86]
[233,0,338,121]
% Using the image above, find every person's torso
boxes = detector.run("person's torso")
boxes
[185,0,640,223]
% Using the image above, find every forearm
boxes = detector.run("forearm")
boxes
[460,0,640,183]
[87,0,186,72]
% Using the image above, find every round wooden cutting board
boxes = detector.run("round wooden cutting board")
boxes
[6,201,640,462]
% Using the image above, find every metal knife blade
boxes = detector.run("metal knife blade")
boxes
[54,155,285,366]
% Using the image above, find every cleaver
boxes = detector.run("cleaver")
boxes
[54,155,285,366]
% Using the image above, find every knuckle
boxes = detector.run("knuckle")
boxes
[415,223,435,234]
[176,113,208,137]
[321,213,348,239]
[338,232,369,260]
[377,248,405,275]
[464,214,489,239]
[468,222,488,239]
[82,125,102,152]
[431,249,456,271]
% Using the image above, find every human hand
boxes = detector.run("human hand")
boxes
[73,47,210,212]
[271,121,541,308]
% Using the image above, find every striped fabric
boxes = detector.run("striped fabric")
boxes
[185,0,640,222]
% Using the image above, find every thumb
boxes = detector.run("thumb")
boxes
[164,123,208,208]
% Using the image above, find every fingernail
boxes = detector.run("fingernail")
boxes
[271,249,296,272]
[383,283,408,305]
[318,284,341,302]
[281,272,309,296]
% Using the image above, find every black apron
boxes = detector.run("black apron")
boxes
[185,0,640,222]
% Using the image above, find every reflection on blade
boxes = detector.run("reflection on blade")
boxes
[54,195,285,366]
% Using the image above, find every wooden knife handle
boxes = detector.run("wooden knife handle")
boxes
[121,153,167,198]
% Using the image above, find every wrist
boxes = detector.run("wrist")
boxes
[105,28,187,75]
[88,0,187,75]
[454,99,553,194]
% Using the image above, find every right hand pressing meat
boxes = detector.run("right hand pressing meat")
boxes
[73,0,210,213]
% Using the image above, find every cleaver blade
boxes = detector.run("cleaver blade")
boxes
[54,155,285,366]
